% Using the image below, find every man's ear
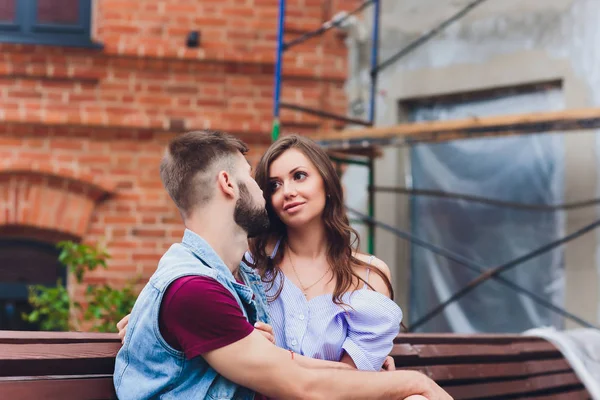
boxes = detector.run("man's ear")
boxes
[216,170,236,199]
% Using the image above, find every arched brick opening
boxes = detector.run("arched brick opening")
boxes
[0,163,116,330]
[0,162,116,240]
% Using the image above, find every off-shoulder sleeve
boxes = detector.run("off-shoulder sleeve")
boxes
[243,251,254,264]
[341,291,403,371]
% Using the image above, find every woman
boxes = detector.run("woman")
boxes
[118,134,403,372]
[247,134,402,371]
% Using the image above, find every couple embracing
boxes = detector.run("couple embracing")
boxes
[113,130,451,400]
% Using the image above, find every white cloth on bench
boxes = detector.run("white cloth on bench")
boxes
[524,327,600,400]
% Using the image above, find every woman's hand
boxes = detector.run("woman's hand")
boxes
[254,322,276,345]
[382,356,396,371]
[117,314,130,344]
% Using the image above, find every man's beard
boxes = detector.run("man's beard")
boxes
[234,183,270,238]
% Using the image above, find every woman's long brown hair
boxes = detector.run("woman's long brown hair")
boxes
[248,134,394,306]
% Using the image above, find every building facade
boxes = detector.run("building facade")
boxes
[0,0,359,330]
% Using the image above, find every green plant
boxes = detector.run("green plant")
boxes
[58,241,109,283]
[22,241,139,332]
[84,281,138,332]
[25,280,71,331]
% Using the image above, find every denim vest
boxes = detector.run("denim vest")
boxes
[114,229,270,400]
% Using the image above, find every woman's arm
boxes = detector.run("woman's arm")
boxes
[343,256,402,371]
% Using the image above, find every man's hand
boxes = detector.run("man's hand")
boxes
[254,322,275,344]
[413,372,453,400]
[117,314,130,344]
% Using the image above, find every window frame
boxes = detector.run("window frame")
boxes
[0,0,102,48]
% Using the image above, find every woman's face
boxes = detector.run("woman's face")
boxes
[268,148,326,229]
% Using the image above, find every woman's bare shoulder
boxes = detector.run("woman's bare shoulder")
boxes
[353,253,392,297]
[354,253,391,278]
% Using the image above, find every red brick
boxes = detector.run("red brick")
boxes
[50,140,85,151]
[79,155,112,164]
[132,228,166,238]
[0,138,22,147]
[132,253,161,262]
[104,216,138,225]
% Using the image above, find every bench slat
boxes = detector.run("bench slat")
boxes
[391,341,561,365]
[0,331,119,344]
[1,358,116,377]
[445,371,584,399]
[0,375,116,400]
[525,387,591,400]
[0,341,120,377]
[394,341,559,358]
[399,359,574,382]
[394,334,548,345]
[0,342,121,361]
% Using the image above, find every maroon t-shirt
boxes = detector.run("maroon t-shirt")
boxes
[159,275,268,400]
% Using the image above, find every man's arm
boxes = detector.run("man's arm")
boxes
[203,329,451,400]
[253,322,352,371]
[294,353,353,370]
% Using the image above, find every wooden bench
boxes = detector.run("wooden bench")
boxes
[1,331,592,399]
[392,334,592,399]
[0,331,121,400]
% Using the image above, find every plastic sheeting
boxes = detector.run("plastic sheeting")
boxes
[409,89,566,333]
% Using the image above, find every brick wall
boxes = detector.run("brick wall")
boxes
[0,0,359,302]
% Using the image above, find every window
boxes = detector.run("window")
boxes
[0,0,99,48]
[0,239,65,330]
[405,83,566,332]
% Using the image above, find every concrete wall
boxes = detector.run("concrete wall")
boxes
[345,0,600,327]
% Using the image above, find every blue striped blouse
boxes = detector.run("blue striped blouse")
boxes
[249,245,403,371]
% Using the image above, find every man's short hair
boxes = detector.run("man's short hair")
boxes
[160,130,248,217]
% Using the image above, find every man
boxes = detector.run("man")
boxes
[114,130,452,400]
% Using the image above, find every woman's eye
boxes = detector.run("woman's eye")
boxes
[269,181,281,191]
[294,171,307,180]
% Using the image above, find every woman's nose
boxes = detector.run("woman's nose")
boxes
[282,181,296,197]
